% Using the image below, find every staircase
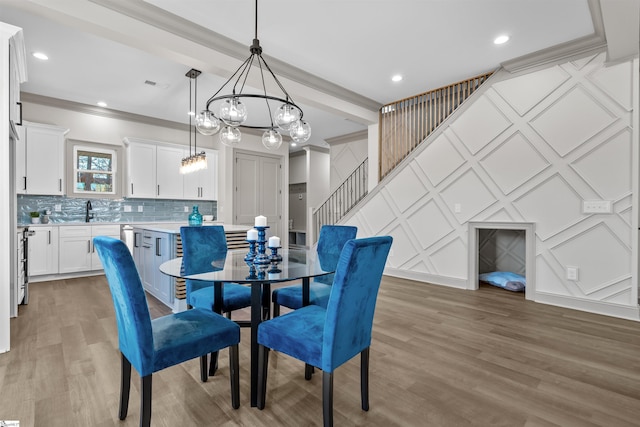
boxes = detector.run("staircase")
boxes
[312,158,368,240]
[311,71,493,241]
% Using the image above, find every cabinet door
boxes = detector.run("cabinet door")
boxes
[25,123,67,195]
[152,232,172,304]
[127,142,157,198]
[15,124,26,194]
[91,225,121,270]
[183,149,218,200]
[141,232,155,293]
[156,146,184,199]
[59,236,92,273]
[29,226,59,276]
[199,149,218,200]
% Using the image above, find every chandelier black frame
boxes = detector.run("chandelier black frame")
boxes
[195,0,311,147]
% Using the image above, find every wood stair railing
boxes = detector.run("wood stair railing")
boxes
[379,71,493,180]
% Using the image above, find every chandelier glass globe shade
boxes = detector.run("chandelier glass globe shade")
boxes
[195,110,220,135]
[220,126,242,147]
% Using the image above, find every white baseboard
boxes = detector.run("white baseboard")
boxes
[384,268,469,289]
[535,291,640,321]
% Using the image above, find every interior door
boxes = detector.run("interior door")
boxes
[234,151,282,238]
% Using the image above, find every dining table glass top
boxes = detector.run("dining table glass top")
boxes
[159,248,339,283]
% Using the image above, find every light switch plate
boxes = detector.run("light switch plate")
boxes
[54,204,62,212]
[184,206,189,212]
[583,200,611,214]
[123,205,132,212]
[567,266,578,281]
[137,206,144,212]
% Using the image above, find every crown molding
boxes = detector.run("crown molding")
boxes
[326,129,368,145]
[21,92,189,131]
[502,0,606,73]
[89,0,381,112]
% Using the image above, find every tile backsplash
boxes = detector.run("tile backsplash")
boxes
[18,195,216,225]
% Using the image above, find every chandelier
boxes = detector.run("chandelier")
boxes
[194,0,311,150]
[181,68,207,174]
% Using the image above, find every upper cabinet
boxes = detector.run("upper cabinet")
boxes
[183,149,218,200]
[16,121,69,196]
[6,23,27,130]
[124,137,218,200]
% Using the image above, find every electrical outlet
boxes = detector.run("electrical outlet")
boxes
[567,266,578,281]
[454,203,461,213]
[184,206,189,212]
[137,206,144,212]
[123,205,132,212]
[54,204,62,212]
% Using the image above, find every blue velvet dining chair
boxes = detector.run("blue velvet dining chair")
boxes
[271,225,357,317]
[257,235,393,427]
[93,236,240,427]
[180,225,253,375]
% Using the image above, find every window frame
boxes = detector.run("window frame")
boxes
[72,145,117,195]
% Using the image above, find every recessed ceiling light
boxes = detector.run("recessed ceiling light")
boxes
[97,101,107,108]
[290,142,297,147]
[32,52,48,60]
[188,111,195,116]
[494,35,509,45]
[391,74,403,82]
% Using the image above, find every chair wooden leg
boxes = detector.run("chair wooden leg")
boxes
[230,345,240,409]
[257,345,270,410]
[119,353,131,420]
[209,351,219,376]
[322,371,334,427]
[140,374,152,427]
[200,355,208,382]
[361,347,370,411]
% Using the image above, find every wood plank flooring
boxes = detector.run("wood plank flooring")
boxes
[2,275,640,426]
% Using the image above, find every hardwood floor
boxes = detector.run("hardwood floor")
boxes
[2,276,640,426]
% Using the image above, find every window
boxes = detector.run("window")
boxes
[73,146,116,194]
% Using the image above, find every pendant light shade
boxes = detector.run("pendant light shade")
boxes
[195,110,220,135]
[220,126,242,147]
[262,129,283,150]
[290,120,311,144]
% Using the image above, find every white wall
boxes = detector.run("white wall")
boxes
[289,151,307,184]
[329,133,368,192]
[345,52,640,320]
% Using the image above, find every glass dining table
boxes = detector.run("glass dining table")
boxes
[159,248,338,407]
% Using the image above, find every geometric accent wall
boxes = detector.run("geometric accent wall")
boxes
[344,52,639,320]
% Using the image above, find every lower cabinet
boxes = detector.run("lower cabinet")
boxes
[133,228,175,308]
[29,226,59,277]
[58,224,121,273]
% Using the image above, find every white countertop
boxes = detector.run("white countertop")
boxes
[20,221,251,234]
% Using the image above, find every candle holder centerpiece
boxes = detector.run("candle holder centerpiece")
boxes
[246,215,282,270]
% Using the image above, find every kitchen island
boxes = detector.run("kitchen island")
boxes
[130,222,251,312]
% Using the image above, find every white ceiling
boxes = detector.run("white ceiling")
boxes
[1,0,599,149]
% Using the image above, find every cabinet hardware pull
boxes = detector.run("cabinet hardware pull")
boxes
[48,230,51,245]
[156,238,161,256]
[88,240,91,253]
[23,176,27,191]
[157,185,160,196]
[134,232,140,247]
[59,179,62,192]
[131,183,134,194]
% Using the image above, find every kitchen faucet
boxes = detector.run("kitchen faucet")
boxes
[85,200,94,222]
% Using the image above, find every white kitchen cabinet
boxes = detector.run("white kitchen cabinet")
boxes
[183,149,218,200]
[59,224,120,273]
[125,137,218,201]
[135,229,175,308]
[16,122,69,195]
[156,145,184,199]
[29,226,59,277]
[90,225,121,270]
[125,140,157,198]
